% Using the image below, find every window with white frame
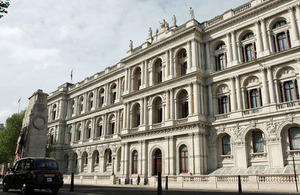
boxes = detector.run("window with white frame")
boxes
[272,20,291,52]
[177,49,187,76]
[240,32,256,63]
[215,42,227,71]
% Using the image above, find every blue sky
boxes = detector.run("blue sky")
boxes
[0,0,249,123]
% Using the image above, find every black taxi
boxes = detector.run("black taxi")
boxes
[2,157,63,194]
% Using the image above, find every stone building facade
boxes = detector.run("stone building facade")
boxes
[47,0,300,186]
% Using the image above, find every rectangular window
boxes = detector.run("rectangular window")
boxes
[253,131,264,153]
[222,136,231,155]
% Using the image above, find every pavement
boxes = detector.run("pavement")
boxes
[1,183,299,195]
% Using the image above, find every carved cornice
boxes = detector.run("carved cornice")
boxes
[121,122,207,141]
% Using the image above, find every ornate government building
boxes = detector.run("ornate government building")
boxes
[47,0,300,188]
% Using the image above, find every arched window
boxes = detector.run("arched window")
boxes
[178,90,189,118]
[288,127,300,150]
[215,42,227,71]
[98,88,105,108]
[93,150,99,165]
[272,20,290,52]
[75,124,81,141]
[105,149,112,164]
[87,92,94,111]
[132,150,138,174]
[73,153,78,169]
[132,104,141,128]
[85,121,92,139]
[244,77,263,109]
[78,96,84,114]
[108,115,115,135]
[179,145,188,173]
[95,118,103,137]
[134,67,142,91]
[70,99,75,116]
[153,97,163,123]
[82,152,88,169]
[241,32,256,62]
[154,59,163,84]
[222,135,231,155]
[110,83,117,104]
[177,49,187,76]
[153,149,162,175]
[48,129,55,145]
[52,104,57,120]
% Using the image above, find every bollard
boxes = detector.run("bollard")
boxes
[157,172,162,195]
[70,172,74,192]
[238,175,242,193]
[165,176,168,190]
[131,178,133,185]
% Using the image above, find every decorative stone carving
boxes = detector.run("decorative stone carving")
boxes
[189,7,195,19]
[231,123,243,139]
[172,15,176,27]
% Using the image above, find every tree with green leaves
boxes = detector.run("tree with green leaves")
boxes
[0,111,24,164]
[0,0,10,19]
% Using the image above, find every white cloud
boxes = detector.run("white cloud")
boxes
[0,0,249,123]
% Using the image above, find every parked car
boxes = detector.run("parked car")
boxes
[2,157,63,194]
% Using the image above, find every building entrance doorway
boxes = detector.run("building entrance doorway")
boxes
[154,149,162,175]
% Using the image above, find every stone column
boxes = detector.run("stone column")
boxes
[141,62,145,87]
[144,98,148,127]
[297,5,300,38]
[91,117,96,139]
[126,103,130,129]
[142,141,148,177]
[170,89,174,121]
[105,84,109,106]
[208,84,213,115]
[168,136,175,175]
[124,143,129,178]
[148,102,153,128]
[125,68,128,92]
[141,99,144,125]
[193,82,200,115]
[260,19,270,55]
[230,77,237,111]
[226,33,233,64]
[231,31,238,65]
[188,83,193,115]
[187,41,192,70]
[103,114,107,136]
[165,90,170,121]
[235,76,242,110]
[289,7,299,44]
[189,133,195,175]
[205,44,211,72]
[261,68,270,105]
[255,21,263,57]
[165,51,169,80]
[170,50,175,79]
[267,67,276,104]
[193,132,201,175]
[145,61,149,87]
[200,85,205,115]
[191,39,198,71]
[149,65,153,86]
